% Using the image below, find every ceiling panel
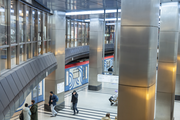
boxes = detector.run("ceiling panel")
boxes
[35,0,121,11]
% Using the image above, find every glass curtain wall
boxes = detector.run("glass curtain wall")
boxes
[66,20,89,48]
[0,0,51,73]
[38,11,41,55]
[0,0,8,71]
[11,0,16,44]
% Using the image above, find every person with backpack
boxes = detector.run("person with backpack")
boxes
[108,66,113,75]
[23,103,31,120]
[30,100,38,120]
[71,90,79,115]
[48,91,58,117]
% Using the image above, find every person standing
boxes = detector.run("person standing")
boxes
[23,103,31,120]
[71,90,79,115]
[30,100,38,120]
[48,91,58,117]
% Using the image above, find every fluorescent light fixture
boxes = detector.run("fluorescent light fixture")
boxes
[66,9,121,16]
[85,19,90,22]
[105,18,121,21]
[0,8,5,12]
[85,18,121,22]
[106,23,116,25]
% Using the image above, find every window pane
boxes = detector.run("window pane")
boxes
[71,21,74,47]
[74,22,77,47]
[19,44,24,63]
[78,22,82,46]
[26,7,31,42]
[48,41,51,52]
[32,10,36,41]
[0,48,7,71]
[11,0,16,43]
[66,20,70,48]
[43,41,46,53]
[38,41,41,55]
[27,44,31,59]
[38,11,41,40]
[47,14,50,40]
[82,23,85,46]
[33,43,36,57]
[11,46,16,67]
[43,13,46,40]
[0,0,7,45]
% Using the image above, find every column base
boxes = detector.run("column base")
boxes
[44,101,65,112]
[88,84,102,91]
[175,95,180,100]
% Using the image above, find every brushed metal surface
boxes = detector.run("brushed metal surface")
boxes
[156,92,174,120]
[175,74,180,95]
[45,11,66,105]
[119,27,158,87]
[118,84,156,120]
[160,2,179,32]
[158,32,179,63]
[156,2,179,120]
[121,0,160,26]
[89,18,103,88]
[118,0,160,120]
[157,62,177,93]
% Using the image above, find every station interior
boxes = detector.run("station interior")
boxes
[0,0,180,120]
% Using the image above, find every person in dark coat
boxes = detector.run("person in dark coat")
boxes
[48,91,57,117]
[30,100,38,120]
[108,66,113,75]
[71,90,79,115]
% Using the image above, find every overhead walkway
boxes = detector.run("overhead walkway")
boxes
[0,53,57,120]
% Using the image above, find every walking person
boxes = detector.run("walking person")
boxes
[30,100,38,120]
[48,91,58,117]
[71,90,79,115]
[23,103,31,120]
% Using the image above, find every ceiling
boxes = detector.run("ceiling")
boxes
[35,0,121,11]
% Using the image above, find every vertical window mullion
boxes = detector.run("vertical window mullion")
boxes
[23,5,27,61]
[41,12,44,55]
[7,0,11,69]
[35,10,38,56]
[16,0,20,65]
[30,7,33,58]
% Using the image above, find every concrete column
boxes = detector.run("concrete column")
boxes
[156,2,179,120]
[44,11,66,111]
[88,16,103,91]
[118,0,160,120]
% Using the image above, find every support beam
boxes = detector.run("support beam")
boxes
[156,2,179,120]
[118,0,160,120]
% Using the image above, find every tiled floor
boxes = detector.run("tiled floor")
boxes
[11,82,180,120]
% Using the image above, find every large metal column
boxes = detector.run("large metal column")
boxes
[118,0,159,120]
[175,8,180,101]
[88,16,103,91]
[156,2,179,120]
[44,11,66,111]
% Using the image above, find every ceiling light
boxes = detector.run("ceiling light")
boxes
[66,9,121,16]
